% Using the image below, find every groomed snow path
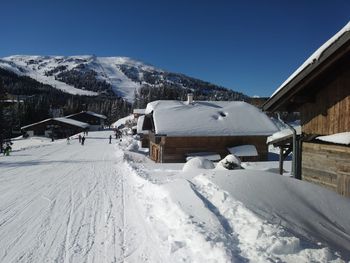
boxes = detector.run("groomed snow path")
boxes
[0,131,163,263]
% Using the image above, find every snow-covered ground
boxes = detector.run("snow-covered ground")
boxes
[1,132,350,262]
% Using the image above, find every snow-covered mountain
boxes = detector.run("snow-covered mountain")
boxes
[0,55,246,102]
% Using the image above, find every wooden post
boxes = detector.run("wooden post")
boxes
[279,147,284,175]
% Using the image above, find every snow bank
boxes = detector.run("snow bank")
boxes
[191,170,350,258]
[182,157,215,171]
[193,174,343,262]
[125,161,232,262]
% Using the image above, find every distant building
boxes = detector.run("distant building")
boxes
[263,22,350,197]
[133,108,146,119]
[66,111,107,131]
[141,97,278,163]
[21,118,89,139]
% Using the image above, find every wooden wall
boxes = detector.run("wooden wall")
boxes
[302,142,350,197]
[158,136,268,163]
[300,59,350,135]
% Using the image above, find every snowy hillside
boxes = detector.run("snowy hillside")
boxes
[0,55,246,102]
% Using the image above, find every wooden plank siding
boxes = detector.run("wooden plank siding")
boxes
[302,142,350,197]
[158,136,268,163]
[300,63,350,135]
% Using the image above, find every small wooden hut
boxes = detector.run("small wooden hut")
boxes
[66,111,106,131]
[143,99,278,163]
[21,118,89,139]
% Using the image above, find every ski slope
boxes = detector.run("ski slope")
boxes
[1,131,349,262]
[0,132,164,262]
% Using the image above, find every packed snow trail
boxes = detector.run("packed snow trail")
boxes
[0,132,166,263]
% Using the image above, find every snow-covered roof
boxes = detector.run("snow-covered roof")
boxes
[136,115,149,134]
[317,132,350,145]
[271,21,350,97]
[85,111,107,119]
[54,117,89,128]
[112,114,134,129]
[66,111,107,119]
[267,126,302,144]
[21,117,89,129]
[227,145,258,157]
[133,109,146,115]
[146,100,278,136]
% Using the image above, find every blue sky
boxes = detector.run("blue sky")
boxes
[1,0,349,97]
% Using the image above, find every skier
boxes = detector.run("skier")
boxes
[4,143,12,156]
[67,136,70,145]
[78,134,82,143]
[81,136,85,145]
[109,135,112,144]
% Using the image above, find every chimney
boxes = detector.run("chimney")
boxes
[187,93,194,104]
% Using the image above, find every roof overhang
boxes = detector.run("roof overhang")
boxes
[263,31,350,112]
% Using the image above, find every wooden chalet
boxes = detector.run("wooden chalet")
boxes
[142,98,278,163]
[263,21,350,197]
[21,118,89,139]
[66,111,106,131]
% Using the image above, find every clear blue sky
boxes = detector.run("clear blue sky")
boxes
[1,0,349,97]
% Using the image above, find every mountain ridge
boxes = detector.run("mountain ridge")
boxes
[0,55,248,103]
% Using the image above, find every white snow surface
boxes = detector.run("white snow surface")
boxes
[227,144,258,157]
[271,21,350,97]
[145,100,279,136]
[0,55,159,101]
[317,132,350,145]
[1,132,350,262]
[112,114,135,129]
[267,125,302,144]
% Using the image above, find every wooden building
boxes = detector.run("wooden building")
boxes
[21,118,89,139]
[66,111,106,131]
[263,22,350,196]
[142,99,278,163]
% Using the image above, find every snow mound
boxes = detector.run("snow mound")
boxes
[216,154,242,170]
[182,157,215,171]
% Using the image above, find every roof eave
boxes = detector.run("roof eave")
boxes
[263,31,350,112]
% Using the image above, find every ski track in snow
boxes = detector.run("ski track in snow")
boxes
[0,131,348,263]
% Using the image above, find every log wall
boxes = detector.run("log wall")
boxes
[300,60,350,135]
[302,142,350,197]
[160,136,268,163]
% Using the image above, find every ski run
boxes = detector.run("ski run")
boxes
[1,131,350,263]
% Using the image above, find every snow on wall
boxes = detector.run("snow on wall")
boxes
[317,132,350,145]
[271,21,350,97]
[147,100,279,136]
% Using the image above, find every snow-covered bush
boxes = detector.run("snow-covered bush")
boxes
[216,154,242,170]
[182,157,215,171]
